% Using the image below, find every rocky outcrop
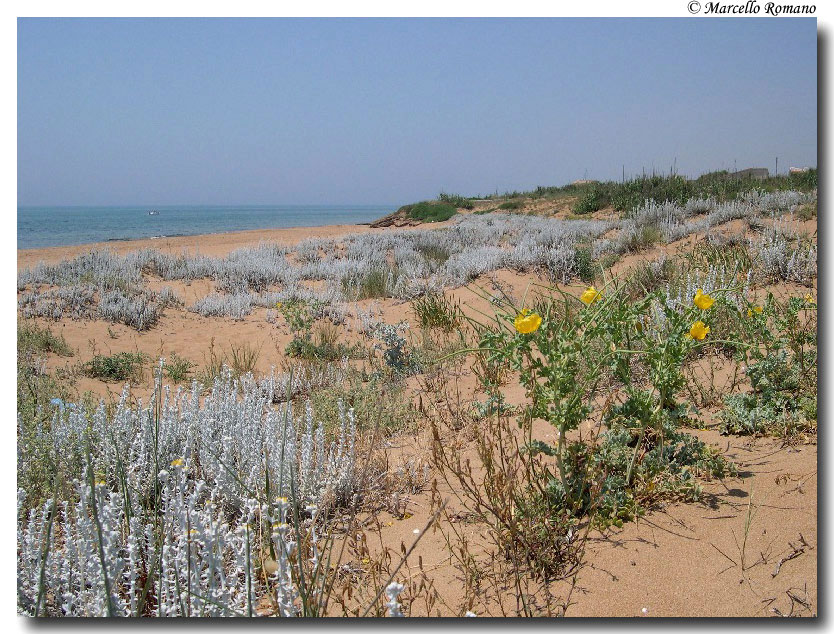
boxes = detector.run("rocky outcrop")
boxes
[368,209,421,228]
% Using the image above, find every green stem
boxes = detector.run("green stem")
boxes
[556,424,569,507]
[625,425,646,487]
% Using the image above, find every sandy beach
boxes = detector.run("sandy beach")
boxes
[18,222,390,268]
[16,202,818,617]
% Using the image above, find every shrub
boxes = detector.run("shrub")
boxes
[573,186,609,214]
[414,244,451,267]
[98,289,163,331]
[796,202,817,221]
[720,294,817,437]
[438,192,475,210]
[285,329,364,362]
[83,352,146,383]
[311,374,416,434]
[17,371,365,616]
[403,201,458,223]
[573,247,596,283]
[164,352,196,384]
[498,200,523,211]
[18,321,73,357]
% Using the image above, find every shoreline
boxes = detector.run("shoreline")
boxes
[17,221,407,269]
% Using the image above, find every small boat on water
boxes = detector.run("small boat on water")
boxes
[148,210,160,216]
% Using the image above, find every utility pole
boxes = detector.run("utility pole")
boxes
[775,156,778,176]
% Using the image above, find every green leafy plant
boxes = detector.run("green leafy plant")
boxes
[573,186,608,214]
[164,352,196,384]
[18,321,73,357]
[401,201,458,223]
[83,352,147,383]
[720,294,817,437]
[474,281,737,520]
[438,192,475,210]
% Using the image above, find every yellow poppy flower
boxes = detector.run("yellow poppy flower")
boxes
[693,289,715,310]
[580,286,600,305]
[805,293,815,304]
[170,458,184,467]
[688,321,710,340]
[747,305,763,318]
[514,309,542,334]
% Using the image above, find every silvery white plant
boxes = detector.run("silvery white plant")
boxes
[755,223,817,285]
[35,367,357,513]
[740,189,815,215]
[258,358,349,403]
[19,366,362,616]
[17,469,317,616]
[18,189,815,327]
[190,292,253,320]
[663,264,751,314]
[97,289,162,331]
[19,285,97,321]
[384,582,405,617]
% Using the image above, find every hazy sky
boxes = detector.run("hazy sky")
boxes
[18,17,817,206]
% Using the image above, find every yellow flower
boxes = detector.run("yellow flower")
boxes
[688,321,710,340]
[747,305,763,317]
[514,309,542,334]
[275,302,282,309]
[170,458,184,467]
[693,289,715,310]
[805,293,815,304]
[95,479,106,487]
[580,286,600,305]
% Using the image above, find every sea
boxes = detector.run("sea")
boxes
[17,204,395,250]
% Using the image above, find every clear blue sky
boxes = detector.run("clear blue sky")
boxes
[18,17,817,206]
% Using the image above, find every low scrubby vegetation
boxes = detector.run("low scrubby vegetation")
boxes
[401,201,458,223]
[83,351,147,383]
[479,168,817,216]
[16,170,817,617]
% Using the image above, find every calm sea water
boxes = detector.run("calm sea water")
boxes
[17,204,395,250]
